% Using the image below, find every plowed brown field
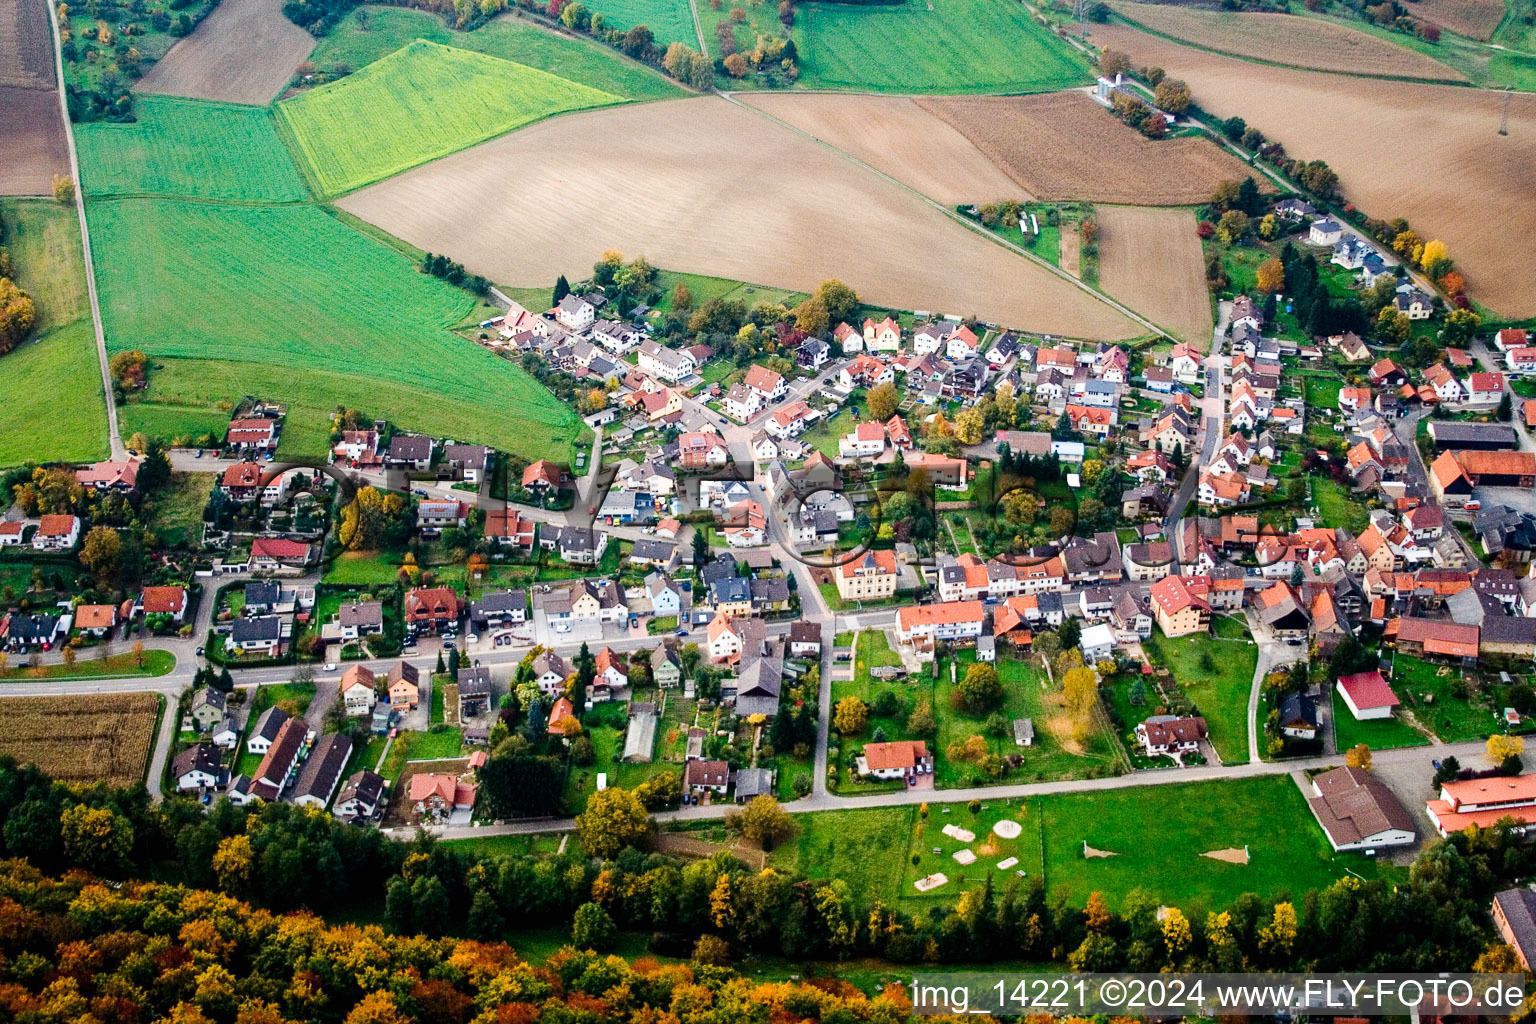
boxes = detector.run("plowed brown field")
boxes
[0,0,71,196]
[1404,0,1505,39]
[1109,3,1466,81]
[1096,205,1212,346]
[1078,24,1536,316]
[917,91,1273,205]
[338,97,1141,340]
[135,0,315,105]
[742,93,1024,204]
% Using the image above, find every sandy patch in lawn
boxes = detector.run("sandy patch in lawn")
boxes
[741,92,1026,204]
[1073,24,1536,317]
[135,0,316,105]
[337,96,1141,340]
[1202,846,1250,864]
[1096,204,1214,346]
[1083,843,1118,858]
[918,90,1273,206]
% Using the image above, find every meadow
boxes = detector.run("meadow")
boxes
[90,199,587,460]
[0,200,109,466]
[570,0,698,47]
[772,776,1394,911]
[75,96,309,202]
[792,0,1092,93]
[1143,614,1257,763]
[308,6,686,100]
[276,39,622,196]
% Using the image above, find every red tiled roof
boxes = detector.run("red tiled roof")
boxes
[141,586,185,614]
[862,740,927,771]
[1338,671,1400,711]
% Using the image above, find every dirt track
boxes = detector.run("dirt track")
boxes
[1080,24,1536,317]
[1096,205,1213,346]
[0,0,70,196]
[741,93,1026,205]
[918,91,1273,206]
[1108,2,1466,81]
[135,0,315,105]
[338,96,1141,340]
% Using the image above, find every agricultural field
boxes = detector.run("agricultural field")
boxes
[306,6,686,101]
[0,692,160,786]
[579,0,698,47]
[742,94,1023,205]
[275,40,623,196]
[0,0,70,196]
[0,200,109,465]
[75,96,309,201]
[1077,23,1536,317]
[1411,0,1507,39]
[339,97,1142,339]
[89,199,587,460]
[1108,3,1467,81]
[1096,205,1214,346]
[917,91,1272,206]
[133,0,317,104]
[790,0,1093,93]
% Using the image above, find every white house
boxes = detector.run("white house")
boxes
[1079,622,1116,665]
[31,515,79,551]
[1309,219,1344,246]
[555,294,597,330]
[838,421,887,459]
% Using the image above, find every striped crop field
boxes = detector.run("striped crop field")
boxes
[75,95,309,201]
[276,39,623,196]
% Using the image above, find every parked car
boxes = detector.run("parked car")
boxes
[323,663,337,672]
[466,633,479,644]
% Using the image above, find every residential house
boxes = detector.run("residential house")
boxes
[684,759,731,795]
[442,444,491,483]
[386,435,434,471]
[1135,715,1207,758]
[31,514,78,551]
[140,586,187,623]
[485,508,536,550]
[468,590,528,632]
[555,293,597,330]
[387,662,420,710]
[416,499,468,536]
[190,687,226,731]
[171,744,224,791]
[1308,218,1343,246]
[459,667,492,717]
[637,338,697,382]
[230,615,284,657]
[836,549,898,602]
[75,459,139,492]
[856,740,931,780]
[226,417,279,450]
[334,770,387,824]
[1150,575,1210,637]
[341,666,377,717]
[291,733,352,809]
[404,587,460,633]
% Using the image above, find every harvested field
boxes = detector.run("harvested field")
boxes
[1109,2,1466,81]
[741,93,1024,204]
[917,91,1272,206]
[0,0,70,196]
[1096,205,1213,345]
[134,0,315,104]
[1,0,55,88]
[1408,0,1506,39]
[0,87,70,196]
[1077,24,1536,316]
[277,39,622,197]
[0,692,159,786]
[339,97,1140,339]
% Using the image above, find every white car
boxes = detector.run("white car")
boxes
[323,663,337,672]
[466,634,479,644]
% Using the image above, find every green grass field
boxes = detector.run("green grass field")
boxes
[75,96,308,202]
[1144,614,1257,764]
[310,6,689,99]
[1391,655,1495,743]
[1038,776,1399,909]
[0,200,109,466]
[277,39,623,196]
[578,0,698,47]
[0,649,176,682]
[792,0,1092,93]
[90,199,586,460]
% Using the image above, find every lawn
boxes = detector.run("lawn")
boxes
[934,652,1121,787]
[1143,614,1257,764]
[1390,654,1495,743]
[407,727,466,759]
[0,200,109,466]
[75,96,309,202]
[440,831,569,859]
[1300,371,1344,410]
[772,805,918,907]
[801,405,858,459]
[88,199,587,461]
[1312,477,1369,534]
[0,649,176,682]
[308,6,687,99]
[1038,775,1399,910]
[1330,688,1428,751]
[649,269,807,317]
[145,472,215,547]
[276,40,623,197]
[792,0,1092,93]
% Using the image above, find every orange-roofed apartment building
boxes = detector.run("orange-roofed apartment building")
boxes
[1428,775,1536,837]
[1149,575,1210,637]
[895,601,985,652]
[836,549,898,602]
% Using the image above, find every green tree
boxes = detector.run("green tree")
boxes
[725,795,797,845]
[866,382,899,422]
[60,804,133,874]
[571,901,618,950]
[956,663,1003,713]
